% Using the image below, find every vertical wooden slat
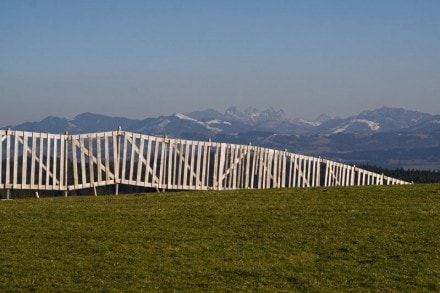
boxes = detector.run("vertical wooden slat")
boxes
[302,157,307,187]
[113,132,119,183]
[196,142,202,189]
[281,151,286,188]
[167,140,173,189]
[59,134,65,190]
[13,132,19,188]
[223,145,229,188]
[259,148,265,189]
[220,144,228,190]
[233,145,239,189]
[291,155,297,188]
[121,134,128,182]
[104,133,110,184]
[273,151,279,188]
[45,134,52,189]
[265,149,271,188]
[201,142,208,189]
[335,164,340,186]
[171,141,178,188]
[237,147,243,188]
[338,164,343,186]
[88,136,94,186]
[52,136,58,189]
[206,144,211,188]
[72,137,78,189]
[6,132,11,187]
[189,142,195,188]
[245,146,251,188]
[170,139,179,189]
[306,157,311,187]
[341,164,347,187]
[152,137,159,187]
[264,149,271,188]
[228,145,234,189]
[274,152,280,188]
[97,135,102,183]
[249,148,255,189]
[159,139,166,188]
[64,134,69,193]
[210,144,217,189]
[178,140,184,189]
[252,148,258,189]
[275,150,280,188]
[352,167,356,186]
[278,153,283,187]
[21,132,28,188]
[136,137,145,184]
[181,143,188,188]
[144,138,152,186]
[264,149,272,189]
[330,163,335,186]
[231,145,237,189]
[38,134,44,187]
[287,155,293,188]
[347,166,352,186]
[128,133,136,183]
[243,147,248,188]
[331,163,335,186]
[227,145,234,189]
[256,148,263,189]
[80,137,87,186]
[258,148,264,188]
[310,158,316,187]
[237,147,243,189]
[332,161,337,186]
[31,133,37,189]
[260,149,265,189]
[296,156,302,187]
[317,158,321,187]
[313,158,318,187]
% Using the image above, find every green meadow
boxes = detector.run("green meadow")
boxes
[1,184,439,292]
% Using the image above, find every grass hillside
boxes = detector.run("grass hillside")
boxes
[1,185,439,291]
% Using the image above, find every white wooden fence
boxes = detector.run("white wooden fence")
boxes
[0,129,410,197]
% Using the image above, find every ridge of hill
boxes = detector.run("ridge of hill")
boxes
[2,107,440,170]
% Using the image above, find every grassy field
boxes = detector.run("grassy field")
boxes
[1,185,439,292]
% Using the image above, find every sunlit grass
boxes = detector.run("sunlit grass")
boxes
[1,184,439,291]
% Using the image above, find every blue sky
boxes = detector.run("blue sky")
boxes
[1,0,439,125]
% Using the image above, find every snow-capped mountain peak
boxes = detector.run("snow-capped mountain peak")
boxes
[332,119,381,134]
[174,113,199,122]
[224,106,287,125]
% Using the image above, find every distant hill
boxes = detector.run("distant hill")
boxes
[2,106,440,170]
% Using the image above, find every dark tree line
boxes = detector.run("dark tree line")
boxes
[359,165,440,184]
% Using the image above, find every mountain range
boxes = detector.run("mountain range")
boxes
[3,106,440,170]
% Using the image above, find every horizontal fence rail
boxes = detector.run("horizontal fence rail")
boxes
[0,129,410,196]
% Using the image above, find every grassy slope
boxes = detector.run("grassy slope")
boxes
[1,185,439,292]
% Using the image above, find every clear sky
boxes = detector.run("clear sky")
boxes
[1,0,439,126]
